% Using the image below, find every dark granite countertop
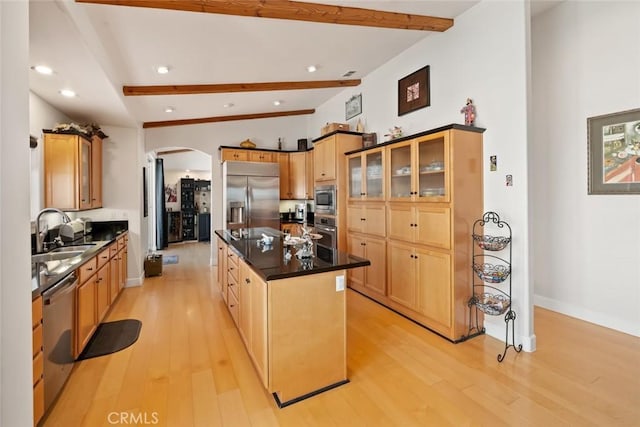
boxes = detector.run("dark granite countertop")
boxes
[215,227,369,281]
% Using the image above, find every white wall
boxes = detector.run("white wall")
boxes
[309,1,534,348]
[532,2,640,336]
[0,2,33,425]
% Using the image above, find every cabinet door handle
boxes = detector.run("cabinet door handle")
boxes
[87,267,93,271]
[245,278,250,284]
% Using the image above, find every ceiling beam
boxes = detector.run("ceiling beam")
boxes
[124,79,361,96]
[143,108,315,129]
[76,1,454,32]
[156,148,194,155]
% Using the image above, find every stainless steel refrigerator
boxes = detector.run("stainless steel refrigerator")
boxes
[223,161,280,231]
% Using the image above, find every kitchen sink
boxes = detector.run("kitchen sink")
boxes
[32,251,84,263]
[49,244,96,253]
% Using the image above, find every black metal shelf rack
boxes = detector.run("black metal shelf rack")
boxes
[181,178,196,241]
[467,211,522,362]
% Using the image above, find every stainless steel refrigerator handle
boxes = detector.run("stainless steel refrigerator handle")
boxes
[246,182,250,228]
[43,274,78,305]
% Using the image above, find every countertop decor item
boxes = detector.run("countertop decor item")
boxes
[398,65,430,116]
[240,138,256,148]
[587,108,640,194]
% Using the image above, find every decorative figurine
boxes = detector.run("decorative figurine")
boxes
[356,118,365,133]
[384,126,403,140]
[460,98,476,126]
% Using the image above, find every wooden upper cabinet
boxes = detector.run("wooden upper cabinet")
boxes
[314,137,337,182]
[289,152,306,199]
[249,150,275,163]
[90,136,103,208]
[44,132,95,210]
[221,148,249,162]
[305,151,314,199]
[278,153,291,199]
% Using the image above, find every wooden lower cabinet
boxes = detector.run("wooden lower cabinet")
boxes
[32,297,44,425]
[96,263,110,321]
[238,259,268,388]
[109,247,119,304]
[387,240,453,336]
[347,233,386,296]
[281,222,303,236]
[75,268,97,358]
[216,236,228,302]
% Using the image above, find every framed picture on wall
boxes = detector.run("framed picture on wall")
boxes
[346,93,362,120]
[398,65,430,116]
[587,108,640,194]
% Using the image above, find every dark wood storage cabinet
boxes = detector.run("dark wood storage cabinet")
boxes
[181,178,196,240]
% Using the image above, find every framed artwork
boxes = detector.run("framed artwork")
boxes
[398,66,430,116]
[346,93,362,120]
[588,108,640,194]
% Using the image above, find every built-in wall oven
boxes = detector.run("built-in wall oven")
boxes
[314,215,337,261]
[314,185,336,215]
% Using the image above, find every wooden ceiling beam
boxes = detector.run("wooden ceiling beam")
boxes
[76,1,454,32]
[156,148,194,155]
[124,79,361,96]
[143,108,315,128]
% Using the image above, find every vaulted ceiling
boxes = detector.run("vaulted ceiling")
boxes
[28,1,558,129]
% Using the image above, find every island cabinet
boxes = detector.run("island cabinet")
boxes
[32,296,44,426]
[43,131,103,211]
[215,231,364,407]
[344,125,484,341]
[216,236,228,302]
[238,259,268,388]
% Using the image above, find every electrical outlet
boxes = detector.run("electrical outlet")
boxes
[336,275,345,292]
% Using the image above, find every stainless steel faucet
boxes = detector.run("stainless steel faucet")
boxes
[36,208,71,253]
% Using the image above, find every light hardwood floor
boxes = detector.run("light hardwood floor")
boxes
[43,242,640,426]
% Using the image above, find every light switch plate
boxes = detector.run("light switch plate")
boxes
[336,275,345,291]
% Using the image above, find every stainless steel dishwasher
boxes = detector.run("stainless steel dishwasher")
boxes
[42,272,77,412]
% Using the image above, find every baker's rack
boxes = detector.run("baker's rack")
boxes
[467,211,522,362]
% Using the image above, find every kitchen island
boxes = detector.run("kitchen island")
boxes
[215,227,369,407]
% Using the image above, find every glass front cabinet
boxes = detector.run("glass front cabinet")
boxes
[347,148,385,200]
[387,132,449,203]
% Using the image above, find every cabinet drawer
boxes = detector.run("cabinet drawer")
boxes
[32,323,43,358]
[79,257,97,283]
[33,351,43,386]
[97,247,110,269]
[227,250,239,268]
[32,297,42,329]
[109,242,118,259]
[227,289,239,326]
[227,272,239,300]
[117,234,127,251]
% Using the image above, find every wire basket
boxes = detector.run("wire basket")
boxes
[472,234,511,251]
[473,263,511,283]
[473,293,511,316]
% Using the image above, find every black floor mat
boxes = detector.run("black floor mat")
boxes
[77,319,142,361]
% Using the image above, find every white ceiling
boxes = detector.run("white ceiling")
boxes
[28,1,560,129]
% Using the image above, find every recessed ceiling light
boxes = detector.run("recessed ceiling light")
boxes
[185,169,191,173]
[164,106,175,113]
[32,65,53,75]
[273,100,282,106]
[156,65,170,74]
[307,65,317,73]
[59,89,76,98]
[223,103,234,108]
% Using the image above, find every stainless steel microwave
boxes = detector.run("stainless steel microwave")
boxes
[314,185,336,215]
